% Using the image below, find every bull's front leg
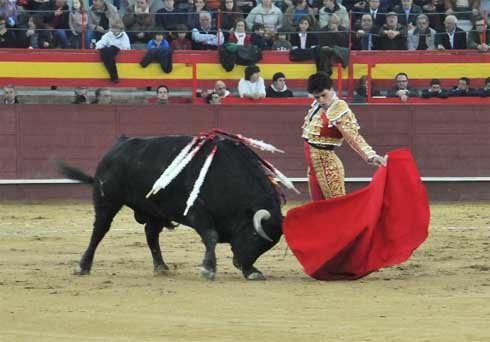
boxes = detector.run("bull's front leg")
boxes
[144,220,170,275]
[200,229,219,280]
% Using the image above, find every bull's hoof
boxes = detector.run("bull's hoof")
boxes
[200,267,216,280]
[153,264,170,276]
[73,264,90,275]
[246,272,266,281]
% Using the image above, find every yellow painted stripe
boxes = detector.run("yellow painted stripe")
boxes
[0,61,488,80]
[0,62,193,79]
[370,63,490,79]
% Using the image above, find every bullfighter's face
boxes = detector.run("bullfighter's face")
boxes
[312,88,336,109]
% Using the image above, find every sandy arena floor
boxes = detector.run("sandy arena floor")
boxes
[0,201,489,342]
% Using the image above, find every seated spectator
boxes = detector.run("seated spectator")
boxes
[387,72,418,102]
[421,78,449,98]
[246,0,284,33]
[87,0,121,49]
[435,15,467,50]
[251,23,273,50]
[16,15,38,48]
[407,14,436,50]
[467,16,489,52]
[123,0,155,45]
[479,77,490,97]
[73,87,90,104]
[187,0,210,30]
[359,0,386,28]
[3,84,18,104]
[271,27,292,50]
[393,0,423,30]
[266,72,294,97]
[139,31,172,73]
[352,75,381,102]
[206,92,221,104]
[0,0,17,29]
[284,0,317,30]
[228,18,251,45]
[290,16,318,49]
[95,20,131,83]
[444,0,480,20]
[93,88,112,104]
[448,77,478,96]
[0,15,16,48]
[220,0,244,31]
[318,13,349,48]
[171,24,192,50]
[238,64,266,99]
[213,80,231,98]
[422,0,445,32]
[318,0,349,29]
[33,14,56,49]
[156,0,188,31]
[191,11,224,50]
[69,0,87,49]
[378,12,408,50]
[149,85,170,104]
[43,0,71,48]
[351,13,378,50]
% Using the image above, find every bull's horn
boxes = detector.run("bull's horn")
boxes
[253,209,273,242]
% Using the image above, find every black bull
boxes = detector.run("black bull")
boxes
[56,135,284,280]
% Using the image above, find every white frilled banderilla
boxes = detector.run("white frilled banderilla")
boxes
[146,130,299,216]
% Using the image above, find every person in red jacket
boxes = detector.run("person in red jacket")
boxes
[227,18,251,45]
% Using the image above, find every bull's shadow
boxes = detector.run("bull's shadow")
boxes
[56,134,290,280]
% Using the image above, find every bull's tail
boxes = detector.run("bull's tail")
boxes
[54,159,95,185]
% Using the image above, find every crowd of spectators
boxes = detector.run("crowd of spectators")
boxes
[0,0,488,51]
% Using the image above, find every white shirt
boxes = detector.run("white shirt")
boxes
[95,31,131,50]
[238,77,266,98]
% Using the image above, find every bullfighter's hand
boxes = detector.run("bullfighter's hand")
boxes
[368,154,387,167]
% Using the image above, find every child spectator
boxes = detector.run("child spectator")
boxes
[271,28,292,51]
[251,23,272,50]
[95,20,131,83]
[69,0,87,49]
[140,31,173,73]
[228,18,251,45]
[171,24,192,50]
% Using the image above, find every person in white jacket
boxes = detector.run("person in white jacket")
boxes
[95,20,131,83]
[245,0,283,32]
[238,64,266,99]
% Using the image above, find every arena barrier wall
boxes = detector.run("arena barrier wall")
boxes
[1,103,489,201]
[1,49,489,98]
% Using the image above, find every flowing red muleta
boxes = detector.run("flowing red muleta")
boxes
[283,148,430,280]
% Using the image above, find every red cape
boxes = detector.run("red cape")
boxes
[283,148,430,280]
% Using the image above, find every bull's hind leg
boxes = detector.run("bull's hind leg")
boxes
[199,229,219,280]
[144,219,170,276]
[74,201,122,275]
